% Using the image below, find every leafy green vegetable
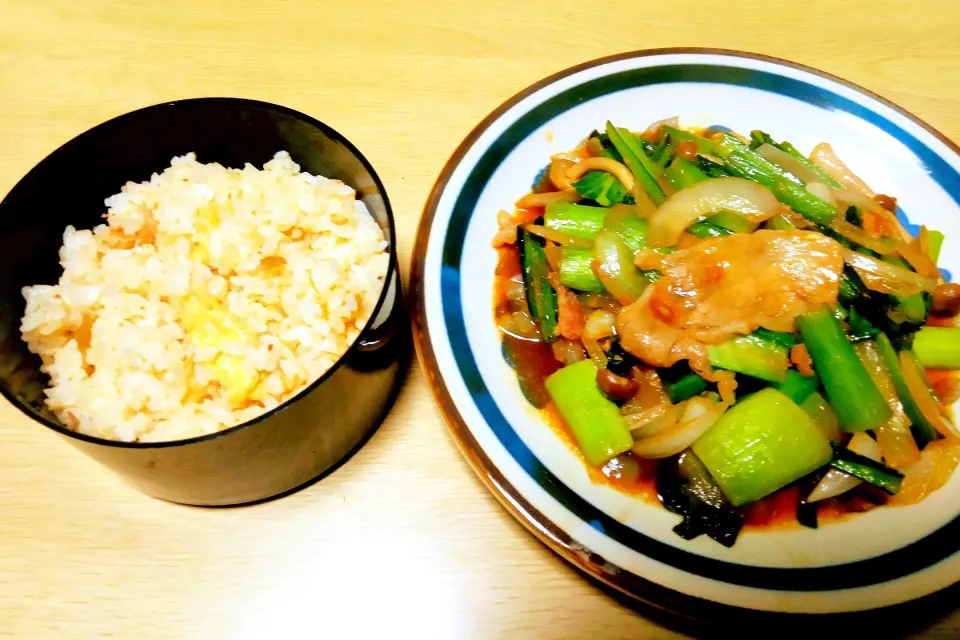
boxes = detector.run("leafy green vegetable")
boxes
[573,171,633,207]
[829,442,904,495]
[606,122,666,204]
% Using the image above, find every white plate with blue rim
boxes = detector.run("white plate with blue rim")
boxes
[411,49,960,619]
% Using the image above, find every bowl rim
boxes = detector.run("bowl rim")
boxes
[410,47,960,618]
[0,96,400,449]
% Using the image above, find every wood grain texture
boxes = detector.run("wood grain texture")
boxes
[1,1,959,637]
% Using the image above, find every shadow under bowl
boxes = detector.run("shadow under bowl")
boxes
[0,98,410,506]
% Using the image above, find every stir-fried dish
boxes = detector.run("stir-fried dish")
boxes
[492,119,960,547]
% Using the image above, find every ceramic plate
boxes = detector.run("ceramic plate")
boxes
[411,49,960,617]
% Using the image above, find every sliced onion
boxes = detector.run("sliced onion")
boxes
[647,178,780,247]
[565,157,636,191]
[897,238,940,279]
[875,410,919,469]
[594,229,649,305]
[497,308,540,340]
[810,142,876,197]
[586,137,606,158]
[842,248,938,296]
[503,274,524,302]
[549,158,577,190]
[543,243,562,272]
[551,338,585,365]
[513,311,540,337]
[832,187,886,216]
[624,402,684,438]
[832,188,910,241]
[551,151,585,163]
[523,224,593,249]
[805,181,838,208]
[582,335,607,369]
[515,189,582,209]
[853,341,920,468]
[622,368,670,413]
[644,116,679,140]
[780,209,817,229]
[900,351,960,438]
[629,185,658,219]
[807,432,880,502]
[583,308,616,341]
[631,397,726,459]
[756,143,824,184]
[830,217,898,255]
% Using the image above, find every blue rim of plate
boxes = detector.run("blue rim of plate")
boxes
[413,48,960,616]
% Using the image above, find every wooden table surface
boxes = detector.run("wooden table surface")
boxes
[2,1,960,637]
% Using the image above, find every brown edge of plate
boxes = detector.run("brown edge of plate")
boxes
[409,47,960,628]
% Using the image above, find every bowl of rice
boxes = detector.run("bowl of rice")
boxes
[0,98,409,506]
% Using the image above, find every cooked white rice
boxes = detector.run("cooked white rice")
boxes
[20,152,389,442]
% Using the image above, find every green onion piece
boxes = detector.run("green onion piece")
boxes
[519,228,558,341]
[829,442,904,495]
[545,360,633,466]
[796,306,891,431]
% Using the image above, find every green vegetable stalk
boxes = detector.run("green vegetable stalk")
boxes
[707,334,789,383]
[519,228,558,341]
[912,326,960,369]
[605,122,666,205]
[692,388,832,506]
[796,306,891,431]
[558,247,604,293]
[543,202,608,239]
[545,360,634,466]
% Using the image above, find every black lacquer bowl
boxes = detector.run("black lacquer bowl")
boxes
[0,98,409,506]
